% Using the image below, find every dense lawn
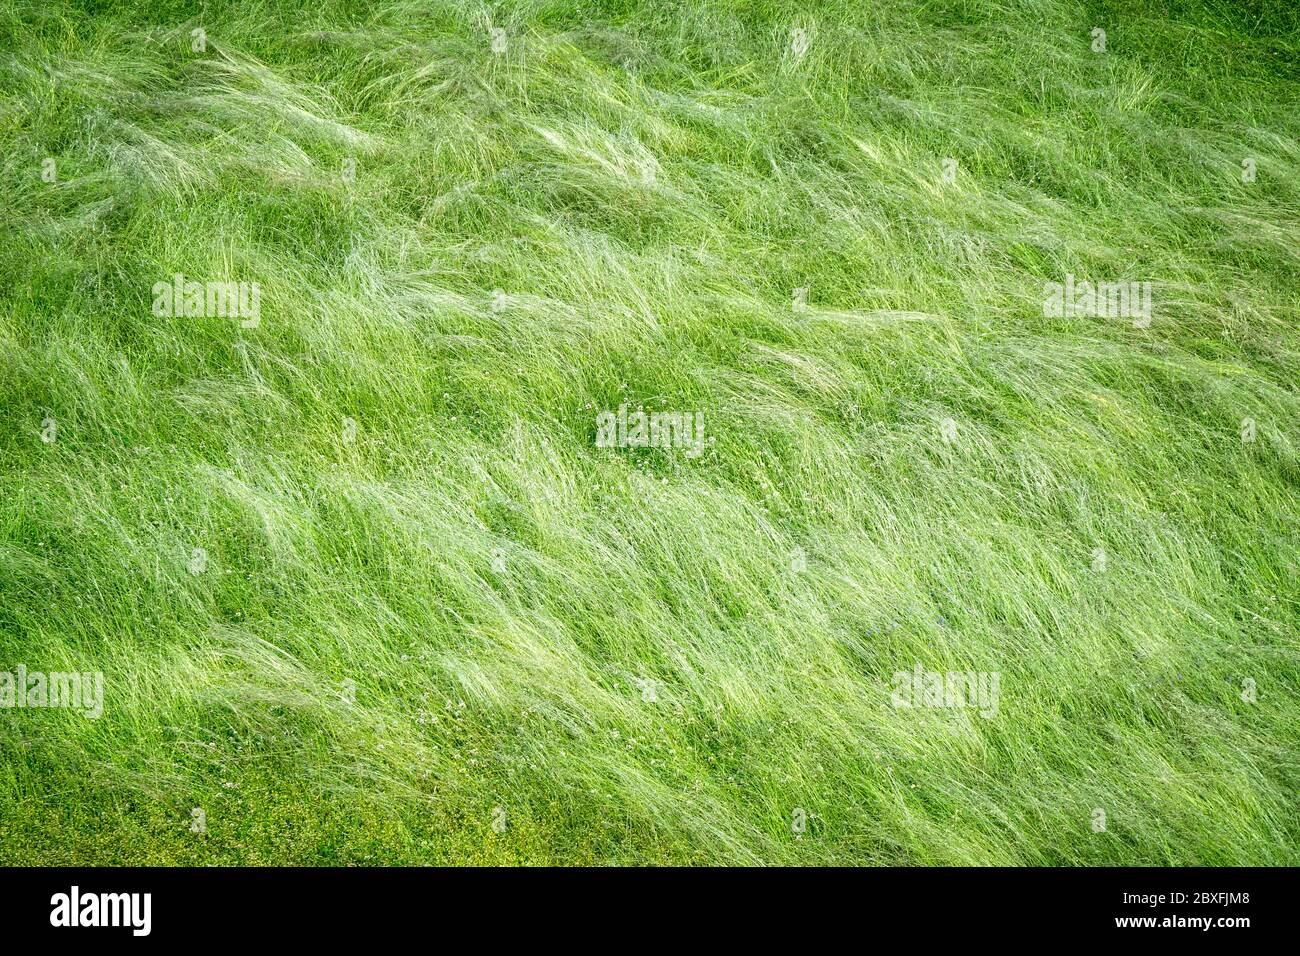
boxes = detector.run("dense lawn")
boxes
[1,0,1297,864]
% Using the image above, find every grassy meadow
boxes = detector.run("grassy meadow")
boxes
[0,0,1297,864]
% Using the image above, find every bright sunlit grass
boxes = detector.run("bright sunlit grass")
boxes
[0,0,1297,865]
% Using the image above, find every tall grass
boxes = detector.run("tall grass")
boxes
[0,0,1297,864]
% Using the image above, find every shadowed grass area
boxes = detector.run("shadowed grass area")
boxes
[0,0,1297,865]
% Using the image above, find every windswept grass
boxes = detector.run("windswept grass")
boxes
[0,0,1297,865]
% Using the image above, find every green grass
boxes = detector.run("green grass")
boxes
[1,0,1297,865]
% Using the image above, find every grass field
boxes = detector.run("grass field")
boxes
[1,0,1297,865]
